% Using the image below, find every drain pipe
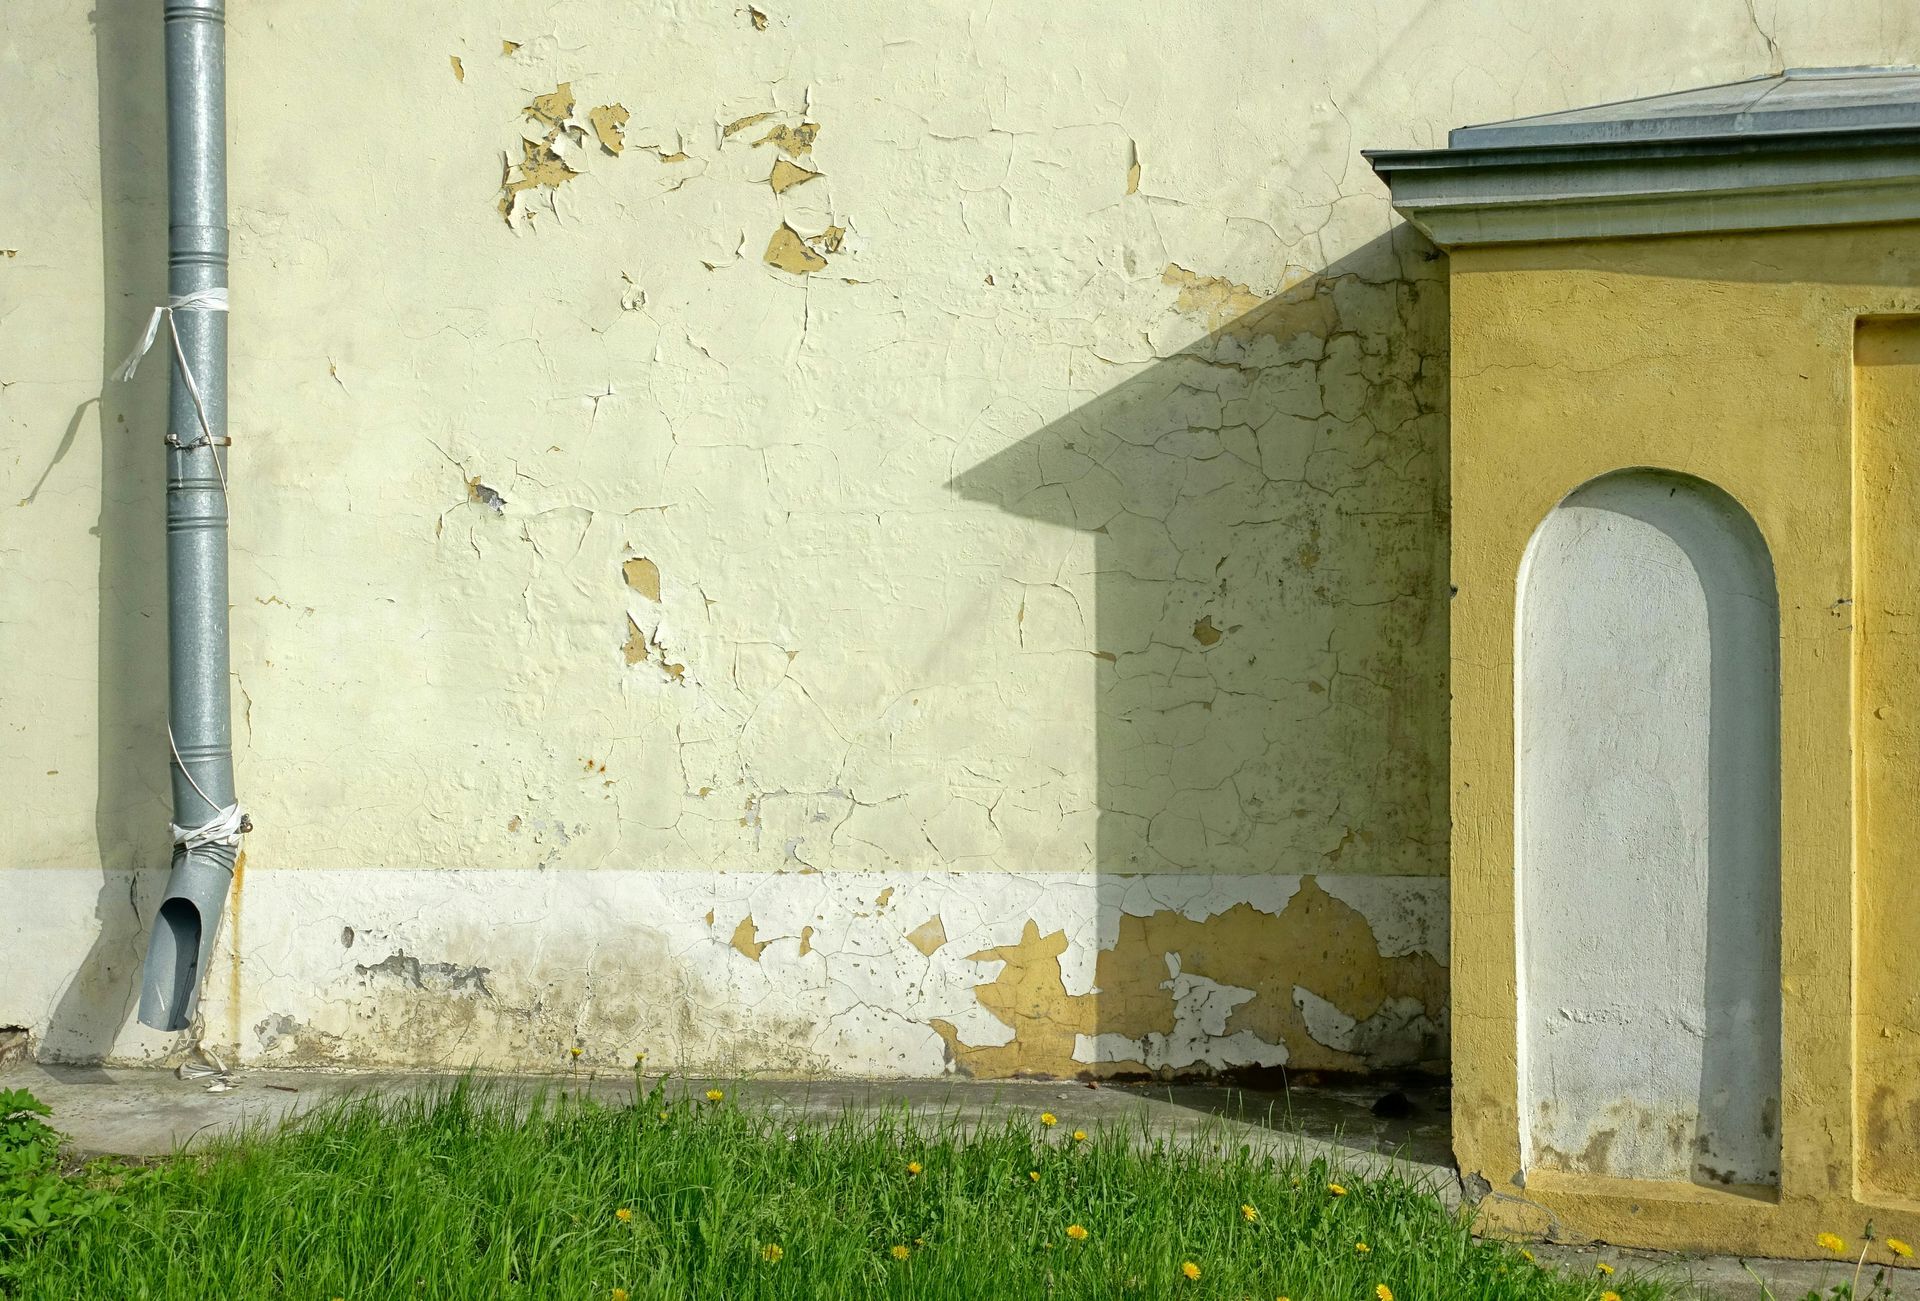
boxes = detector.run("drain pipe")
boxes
[134,0,247,1032]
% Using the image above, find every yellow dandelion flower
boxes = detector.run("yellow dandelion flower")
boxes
[614,1207,633,1222]
[1181,1261,1202,1281]
[1891,1238,1914,1258]
[1818,1232,1847,1253]
[890,1244,911,1261]
[1040,1112,1059,1127]
[1072,1129,1088,1142]
[762,1243,783,1263]
[1602,1293,1622,1301]
[1376,1286,1394,1301]
[1597,1262,1614,1275]
[634,1051,646,1063]
[1241,1204,1260,1223]
[1067,1224,1088,1241]
[1355,1242,1371,1254]
[907,1160,923,1175]
[569,1046,583,1058]
[1328,1183,1348,1197]
[1519,1249,1535,1263]
[611,1290,628,1301]
[1029,1170,1040,1182]
[658,1110,670,1121]
[706,1088,725,1102]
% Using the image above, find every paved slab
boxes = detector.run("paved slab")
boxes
[3,1063,1458,1206]
[1528,1241,1920,1301]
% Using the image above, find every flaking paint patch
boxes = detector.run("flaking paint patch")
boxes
[765,224,827,274]
[589,104,630,155]
[498,137,577,225]
[499,83,632,225]
[353,950,494,997]
[730,916,767,960]
[468,478,506,513]
[527,83,576,128]
[768,158,821,193]
[907,915,947,957]
[1162,262,1342,346]
[756,122,819,156]
[622,616,687,681]
[449,55,465,83]
[623,556,661,600]
[724,111,774,137]
[749,6,769,29]
[937,877,1443,1079]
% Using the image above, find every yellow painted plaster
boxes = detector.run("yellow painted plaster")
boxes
[1449,225,1920,1258]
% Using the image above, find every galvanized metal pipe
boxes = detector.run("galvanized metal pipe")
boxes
[137,0,242,1032]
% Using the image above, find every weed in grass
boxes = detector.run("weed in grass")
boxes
[2,1079,1679,1300]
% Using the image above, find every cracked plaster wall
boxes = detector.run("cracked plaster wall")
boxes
[4,1,1917,1077]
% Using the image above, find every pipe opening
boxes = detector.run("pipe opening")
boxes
[138,897,203,1032]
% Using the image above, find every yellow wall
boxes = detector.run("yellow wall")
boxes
[1450,226,1920,1258]
[1854,318,1920,1205]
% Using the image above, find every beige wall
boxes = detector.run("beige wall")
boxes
[3,1,1916,1076]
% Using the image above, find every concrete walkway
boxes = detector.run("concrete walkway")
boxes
[4,1062,1457,1201]
[6,1063,1916,1300]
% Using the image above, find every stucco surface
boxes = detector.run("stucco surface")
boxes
[3,3,1918,1077]
[1518,473,1781,1188]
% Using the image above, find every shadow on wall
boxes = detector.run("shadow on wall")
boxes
[40,7,174,1062]
[946,227,1452,1080]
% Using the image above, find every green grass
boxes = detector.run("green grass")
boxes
[2,1078,1667,1300]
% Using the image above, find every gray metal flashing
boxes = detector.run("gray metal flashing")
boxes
[1366,68,1920,246]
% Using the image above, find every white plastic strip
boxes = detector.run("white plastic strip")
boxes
[171,801,246,851]
[116,289,231,494]
[114,288,228,382]
[167,722,247,850]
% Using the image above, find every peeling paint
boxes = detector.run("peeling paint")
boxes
[767,158,821,193]
[588,103,630,155]
[755,121,819,157]
[354,950,493,997]
[498,82,633,224]
[730,915,767,960]
[623,616,687,681]
[936,877,1443,1079]
[467,478,506,513]
[906,916,947,956]
[527,83,576,129]
[622,556,661,600]
[723,111,774,137]
[449,55,464,83]
[765,224,827,274]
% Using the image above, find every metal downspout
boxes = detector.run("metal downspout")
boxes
[136,0,245,1032]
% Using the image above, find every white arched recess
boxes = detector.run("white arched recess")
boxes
[1516,469,1781,1188]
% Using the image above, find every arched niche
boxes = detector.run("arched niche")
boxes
[1516,468,1781,1188]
